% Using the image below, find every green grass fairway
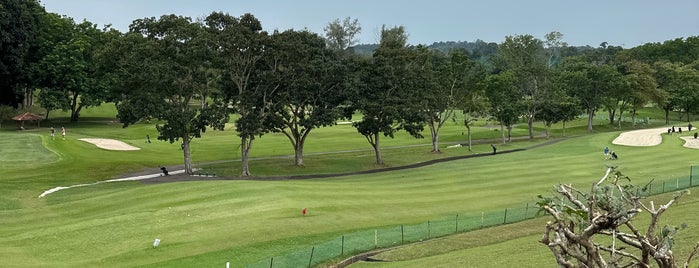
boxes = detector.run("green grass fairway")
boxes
[1,105,697,267]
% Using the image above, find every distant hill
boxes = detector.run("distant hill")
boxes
[350,40,498,64]
[350,40,595,67]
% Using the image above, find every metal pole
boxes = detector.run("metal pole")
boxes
[455,214,459,233]
[308,247,315,268]
[341,236,344,256]
[503,208,508,224]
[401,225,404,243]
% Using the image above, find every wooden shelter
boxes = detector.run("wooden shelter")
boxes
[12,112,44,129]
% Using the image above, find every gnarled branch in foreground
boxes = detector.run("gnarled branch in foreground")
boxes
[538,167,695,268]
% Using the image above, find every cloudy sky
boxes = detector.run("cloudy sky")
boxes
[41,0,698,48]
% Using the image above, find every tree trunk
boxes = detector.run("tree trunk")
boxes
[563,121,567,137]
[617,109,623,129]
[182,136,193,174]
[527,115,535,139]
[544,122,551,139]
[608,108,616,125]
[294,140,304,166]
[373,132,383,165]
[429,121,439,152]
[500,123,506,144]
[664,107,670,125]
[631,110,637,127]
[240,136,254,176]
[587,109,595,132]
[71,104,82,122]
[70,92,81,122]
[466,124,472,151]
[507,125,512,143]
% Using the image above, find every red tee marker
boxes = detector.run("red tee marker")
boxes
[302,208,307,216]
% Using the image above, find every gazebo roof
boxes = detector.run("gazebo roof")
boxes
[12,112,44,121]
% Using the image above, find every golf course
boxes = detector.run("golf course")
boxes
[1,104,698,267]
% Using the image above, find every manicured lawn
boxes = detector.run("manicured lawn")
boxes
[1,105,697,267]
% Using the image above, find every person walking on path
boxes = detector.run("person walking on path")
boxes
[689,123,693,131]
[61,127,66,140]
[50,127,55,140]
[491,144,497,155]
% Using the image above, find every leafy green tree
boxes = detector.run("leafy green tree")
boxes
[484,71,521,144]
[560,58,623,132]
[323,17,361,51]
[112,15,228,174]
[493,34,550,139]
[0,105,15,128]
[429,49,486,151]
[206,12,269,176]
[617,60,659,127]
[538,167,699,268]
[663,62,699,122]
[0,0,45,108]
[38,19,112,122]
[264,29,349,166]
[353,25,424,165]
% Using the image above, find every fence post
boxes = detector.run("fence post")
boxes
[308,247,315,268]
[341,236,344,256]
[662,181,666,193]
[481,212,484,228]
[401,225,404,244]
[525,203,529,219]
[691,166,694,187]
[503,208,508,224]
[374,230,378,249]
[455,214,459,233]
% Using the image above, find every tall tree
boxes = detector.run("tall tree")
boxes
[617,60,659,127]
[266,29,349,166]
[484,71,521,144]
[494,34,549,139]
[207,12,269,176]
[323,17,361,51]
[353,25,423,165]
[664,62,699,122]
[0,0,45,108]
[111,15,228,174]
[427,49,486,151]
[38,19,113,122]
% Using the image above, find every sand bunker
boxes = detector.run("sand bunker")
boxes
[612,127,699,149]
[680,136,699,149]
[79,138,140,151]
[612,127,666,147]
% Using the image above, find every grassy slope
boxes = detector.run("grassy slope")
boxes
[1,105,697,267]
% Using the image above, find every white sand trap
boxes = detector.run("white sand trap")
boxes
[612,127,667,147]
[680,136,699,149]
[79,138,140,151]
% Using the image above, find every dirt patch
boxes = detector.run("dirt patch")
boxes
[79,138,140,151]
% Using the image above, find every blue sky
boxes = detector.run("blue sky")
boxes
[41,0,698,48]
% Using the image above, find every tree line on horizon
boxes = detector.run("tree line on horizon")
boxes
[2,0,699,176]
